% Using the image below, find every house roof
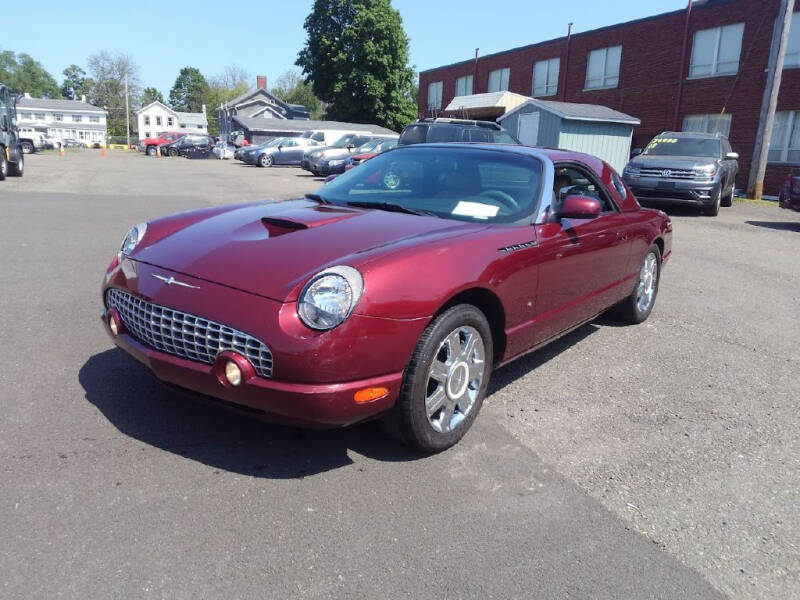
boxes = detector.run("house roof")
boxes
[499,98,640,126]
[17,96,106,113]
[232,116,397,135]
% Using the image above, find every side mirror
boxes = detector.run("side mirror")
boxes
[725,152,739,160]
[347,144,354,150]
[278,145,283,150]
[631,148,642,156]
[557,195,603,220]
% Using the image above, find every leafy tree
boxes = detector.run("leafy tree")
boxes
[204,65,250,135]
[169,67,209,112]
[141,87,164,106]
[0,51,61,97]
[61,64,93,100]
[271,70,325,120]
[88,51,141,138]
[296,0,416,130]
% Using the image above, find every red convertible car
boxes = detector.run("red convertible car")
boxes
[102,144,671,452]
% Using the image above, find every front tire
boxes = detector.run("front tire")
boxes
[169,147,179,157]
[0,150,7,180]
[703,189,721,216]
[258,154,273,167]
[8,147,23,177]
[382,304,493,452]
[20,141,34,154]
[146,146,157,156]
[608,244,661,324]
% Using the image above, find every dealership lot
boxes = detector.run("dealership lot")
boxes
[1,151,798,599]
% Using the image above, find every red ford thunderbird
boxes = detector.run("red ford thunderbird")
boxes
[102,144,672,452]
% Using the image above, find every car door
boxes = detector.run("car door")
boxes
[275,139,300,164]
[531,162,633,345]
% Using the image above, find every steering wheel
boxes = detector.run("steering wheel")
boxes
[479,189,519,211]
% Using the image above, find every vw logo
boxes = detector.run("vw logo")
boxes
[662,169,672,177]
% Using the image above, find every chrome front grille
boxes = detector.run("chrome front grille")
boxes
[106,288,273,378]
[639,167,695,179]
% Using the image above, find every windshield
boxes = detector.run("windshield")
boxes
[643,136,721,158]
[317,146,542,224]
[330,134,357,148]
[354,139,382,153]
[376,139,398,152]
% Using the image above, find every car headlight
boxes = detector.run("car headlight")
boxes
[623,165,640,177]
[297,265,364,330]
[119,222,147,257]
[694,164,718,178]
[328,159,345,167]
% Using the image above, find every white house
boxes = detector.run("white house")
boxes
[16,94,107,143]
[136,101,208,139]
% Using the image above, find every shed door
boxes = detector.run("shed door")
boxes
[518,112,540,146]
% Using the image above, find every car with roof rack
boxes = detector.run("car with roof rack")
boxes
[398,118,520,146]
[622,131,739,216]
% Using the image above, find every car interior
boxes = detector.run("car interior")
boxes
[551,165,615,213]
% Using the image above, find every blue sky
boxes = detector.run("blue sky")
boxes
[3,0,688,96]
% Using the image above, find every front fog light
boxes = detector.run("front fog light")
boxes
[225,361,242,386]
[214,351,256,387]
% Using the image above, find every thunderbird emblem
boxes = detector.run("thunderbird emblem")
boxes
[152,274,200,289]
[662,169,672,177]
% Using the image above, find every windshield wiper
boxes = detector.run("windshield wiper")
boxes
[346,201,436,217]
[304,193,330,204]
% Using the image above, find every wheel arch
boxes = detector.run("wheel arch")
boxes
[652,236,664,258]
[433,287,506,364]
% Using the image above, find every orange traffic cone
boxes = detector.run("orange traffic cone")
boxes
[156,145,161,158]
[59,144,65,157]
[101,143,107,158]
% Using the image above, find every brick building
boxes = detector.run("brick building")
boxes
[418,0,800,195]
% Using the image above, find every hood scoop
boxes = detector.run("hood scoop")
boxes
[261,217,309,237]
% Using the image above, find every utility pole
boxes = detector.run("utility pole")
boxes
[747,0,795,200]
[124,73,131,148]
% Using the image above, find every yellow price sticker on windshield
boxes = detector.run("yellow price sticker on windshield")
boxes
[647,137,678,149]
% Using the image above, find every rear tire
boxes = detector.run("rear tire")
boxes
[607,244,661,324]
[169,148,179,157]
[20,141,34,154]
[146,146,157,156]
[8,147,23,177]
[0,150,7,180]
[721,187,733,207]
[380,304,493,453]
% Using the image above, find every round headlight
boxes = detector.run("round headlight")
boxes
[297,265,364,330]
[120,222,147,256]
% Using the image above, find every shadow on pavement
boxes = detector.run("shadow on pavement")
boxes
[79,349,425,479]
[746,220,800,232]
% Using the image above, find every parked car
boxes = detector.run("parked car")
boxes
[345,138,398,171]
[301,134,396,176]
[299,129,363,146]
[622,131,739,216]
[0,82,25,180]
[138,132,185,156]
[778,168,800,212]
[244,137,321,167]
[398,118,519,146]
[17,127,46,153]
[237,138,285,162]
[62,138,85,148]
[213,142,236,160]
[162,135,215,159]
[102,143,671,452]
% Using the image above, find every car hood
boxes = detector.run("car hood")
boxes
[629,155,719,169]
[133,199,484,302]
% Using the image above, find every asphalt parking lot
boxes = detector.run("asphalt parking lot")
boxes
[1,150,798,599]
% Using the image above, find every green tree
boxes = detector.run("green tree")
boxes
[296,0,416,130]
[169,67,209,112]
[204,65,250,135]
[271,70,325,120]
[0,51,61,97]
[61,64,93,100]
[87,51,140,138]
[141,87,164,106]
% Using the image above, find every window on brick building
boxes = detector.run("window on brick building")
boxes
[533,58,560,97]
[682,113,732,137]
[455,75,473,97]
[689,23,744,77]
[427,81,443,110]
[585,46,621,90]
[769,110,800,164]
[785,12,800,68]
[488,68,510,92]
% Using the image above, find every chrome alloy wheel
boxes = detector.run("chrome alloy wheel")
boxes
[425,326,485,433]
[636,252,658,314]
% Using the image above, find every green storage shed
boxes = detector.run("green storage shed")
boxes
[498,99,640,173]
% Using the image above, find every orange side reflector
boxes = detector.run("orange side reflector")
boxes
[354,387,389,404]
